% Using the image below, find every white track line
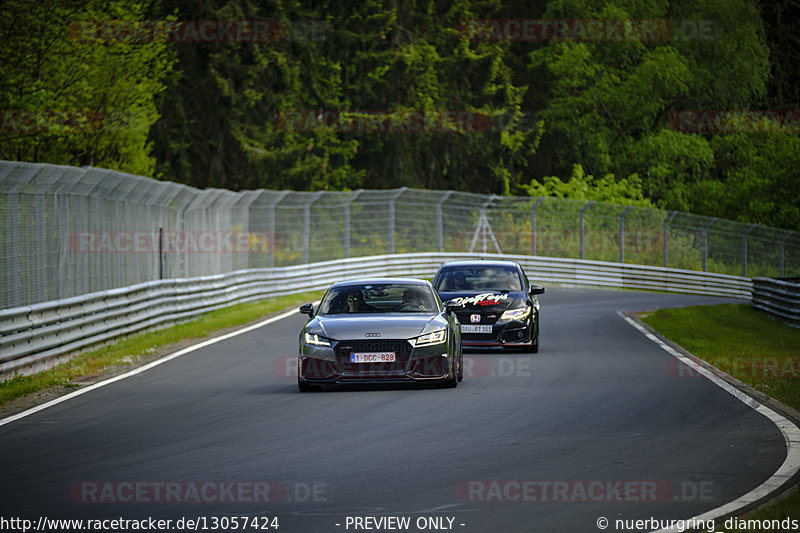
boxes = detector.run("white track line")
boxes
[0,308,300,428]
[618,311,800,532]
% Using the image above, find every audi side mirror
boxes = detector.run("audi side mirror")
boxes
[529,285,545,295]
[299,303,314,316]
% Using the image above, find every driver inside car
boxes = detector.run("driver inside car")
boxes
[346,290,378,313]
[396,288,427,312]
[446,271,469,290]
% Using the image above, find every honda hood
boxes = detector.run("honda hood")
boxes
[438,291,525,311]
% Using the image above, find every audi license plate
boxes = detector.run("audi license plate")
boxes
[460,325,493,333]
[350,352,396,363]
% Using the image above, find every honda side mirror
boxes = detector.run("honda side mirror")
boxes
[444,300,464,314]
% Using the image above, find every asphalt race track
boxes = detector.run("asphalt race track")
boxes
[0,288,787,533]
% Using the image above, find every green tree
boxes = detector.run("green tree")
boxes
[522,163,654,206]
[149,0,363,190]
[689,133,800,231]
[0,0,175,176]
[525,0,769,208]
[344,0,533,194]
[757,0,800,108]
[616,130,714,211]
[149,0,534,194]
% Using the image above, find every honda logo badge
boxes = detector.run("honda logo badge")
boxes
[470,314,481,323]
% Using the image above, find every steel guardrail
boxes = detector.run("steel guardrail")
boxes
[0,253,753,379]
[751,277,800,327]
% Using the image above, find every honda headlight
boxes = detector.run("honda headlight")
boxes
[501,306,531,320]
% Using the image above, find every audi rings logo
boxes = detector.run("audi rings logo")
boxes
[365,332,381,337]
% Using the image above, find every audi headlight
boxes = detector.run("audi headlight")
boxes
[501,306,531,320]
[303,332,331,346]
[413,329,447,346]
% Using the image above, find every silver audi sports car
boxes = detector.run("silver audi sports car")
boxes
[297,278,463,391]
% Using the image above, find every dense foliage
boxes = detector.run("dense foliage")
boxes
[1,0,798,230]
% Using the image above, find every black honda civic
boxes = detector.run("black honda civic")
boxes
[432,260,544,352]
[297,278,463,391]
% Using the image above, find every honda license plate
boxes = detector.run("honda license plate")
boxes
[460,325,493,333]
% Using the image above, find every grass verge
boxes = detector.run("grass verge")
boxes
[640,304,800,410]
[0,291,324,408]
[639,303,800,530]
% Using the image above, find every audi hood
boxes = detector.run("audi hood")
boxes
[307,314,449,340]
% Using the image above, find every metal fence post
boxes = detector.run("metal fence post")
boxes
[780,231,795,278]
[159,186,185,278]
[742,224,756,277]
[619,206,634,263]
[702,218,717,272]
[58,194,72,298]
[229,190,261,272]
[35,193,47,302]
[303,191,325,264]
[158,228,164,279]
[94,195,106,290]
[344,189,363,258]
[388,187,407,255]
[268,191,290,268]
[436,191,453,253]
[663,211,678,267]
[9,192,20,304]
[531,197,544,256]
[579,201,594,260]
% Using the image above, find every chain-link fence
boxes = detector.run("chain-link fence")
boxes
[1,160,798,309]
